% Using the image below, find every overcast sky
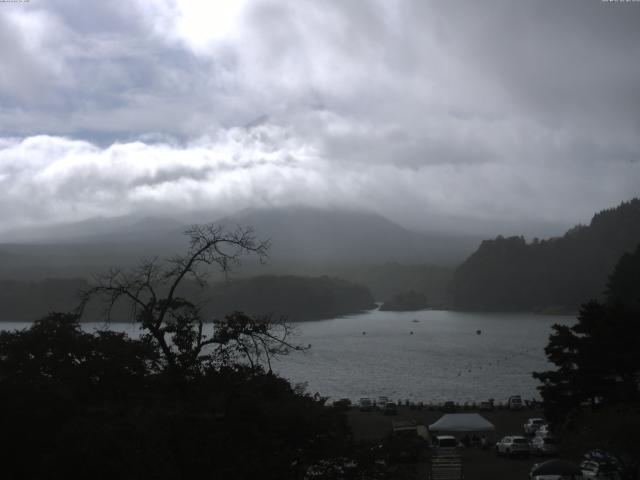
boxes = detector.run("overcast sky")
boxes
[0,0,639,236]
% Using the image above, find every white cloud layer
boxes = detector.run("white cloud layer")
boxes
[0,0,638,235]
[1,128,637,236]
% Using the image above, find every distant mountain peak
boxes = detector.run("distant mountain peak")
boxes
[209,205,476,265]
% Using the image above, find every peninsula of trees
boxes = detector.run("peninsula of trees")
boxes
[0,275,375,322]
[204,275,376,321]
[379,290,429,311]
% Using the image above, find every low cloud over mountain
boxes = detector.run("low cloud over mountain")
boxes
[0,1,638,236]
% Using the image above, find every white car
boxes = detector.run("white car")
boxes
[580,460,621,480]
[495,435,530,458]
[433,435,458,455]
[524,418,546,435]
[530,435,559,456]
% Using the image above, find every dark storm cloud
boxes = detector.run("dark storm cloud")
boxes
[0,0,638,235]
[419,1,640,136]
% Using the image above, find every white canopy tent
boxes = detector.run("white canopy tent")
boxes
[428,413,495,436]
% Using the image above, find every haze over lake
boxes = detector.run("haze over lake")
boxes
[1,309,573,403]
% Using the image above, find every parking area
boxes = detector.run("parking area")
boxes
[347,405,553,479]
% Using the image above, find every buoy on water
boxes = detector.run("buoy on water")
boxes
[476,329,482,335]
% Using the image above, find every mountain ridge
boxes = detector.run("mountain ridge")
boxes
[0,206,481,269]
[450,198,640,311]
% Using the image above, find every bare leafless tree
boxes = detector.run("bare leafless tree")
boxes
[211,312,307,372]
[78,223,304,374]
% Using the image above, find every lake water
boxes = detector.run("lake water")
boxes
[0,309,574,404]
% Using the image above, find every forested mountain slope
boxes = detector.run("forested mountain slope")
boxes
[450,199,640,311]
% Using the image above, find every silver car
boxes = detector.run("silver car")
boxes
[530,435,559,456]
[524,417,546,435]
[433,435,458,456]
[496,435,530,458]
[535,424,551,437]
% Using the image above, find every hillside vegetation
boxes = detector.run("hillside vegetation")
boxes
[450,199,640,311]
[205,275,376,321]
[0,207,473,306]
[0,275,375,322]
[379,290,429,311]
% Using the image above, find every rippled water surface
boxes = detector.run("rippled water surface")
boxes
[272,309,574,403]
[1,309,574,403]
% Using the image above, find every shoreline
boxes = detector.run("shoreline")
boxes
[0,306,578,324]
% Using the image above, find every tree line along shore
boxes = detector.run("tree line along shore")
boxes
[1,198,638,322]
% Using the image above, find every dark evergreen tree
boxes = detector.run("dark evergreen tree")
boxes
[533,300,640,424]
[533,245,640,473]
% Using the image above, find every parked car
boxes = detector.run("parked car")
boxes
[359,397,373,411]
[535,424,551,437]
[479,400,494,411]
[378,396,390,408]
[580,460,621,480]
[530,460,583,480]
[332,398,352,409]
[495,435,530,458]
[383,402,398,415]
[583,450,622,467]
[442,401,456,412]
[524,417,547,435]
[583,451,631,479]
[433,435,458,455]
[508,395,524,410]
[392,419,430,442]
[529,435,559,456]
